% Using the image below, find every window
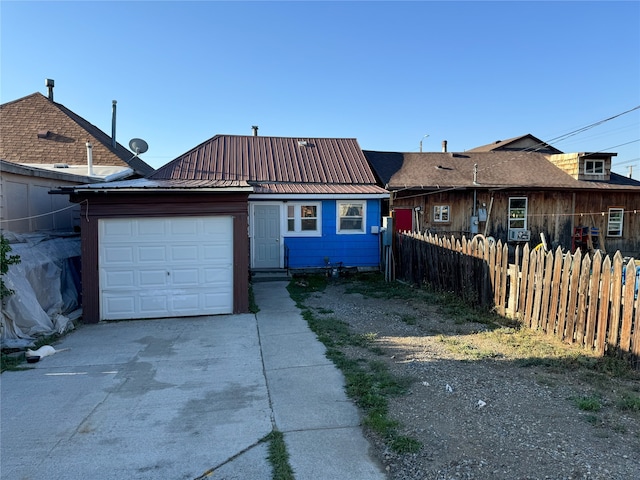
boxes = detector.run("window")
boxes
[433,205,450,223]
[286,203,320,235]
[585,159,605,175]
[337,201,365,234]
[607,208,624,237]
[508,197,527,230]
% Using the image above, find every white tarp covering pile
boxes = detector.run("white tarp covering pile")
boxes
[1,232,81,348]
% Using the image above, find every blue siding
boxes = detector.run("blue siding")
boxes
[284,199,381,269]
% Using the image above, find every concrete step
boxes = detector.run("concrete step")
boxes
[251,270,290,283]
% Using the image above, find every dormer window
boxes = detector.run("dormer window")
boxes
[585,159,605,175]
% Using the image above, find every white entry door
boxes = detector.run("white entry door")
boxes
[99,216,233,320]
[252,204,280,269]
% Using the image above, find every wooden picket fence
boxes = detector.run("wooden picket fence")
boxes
[396,231,640,368]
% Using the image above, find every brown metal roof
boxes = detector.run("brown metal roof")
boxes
[251,183,388,195]
[364,150,640,192]
[150,135,379,187]
[0,93,154,177]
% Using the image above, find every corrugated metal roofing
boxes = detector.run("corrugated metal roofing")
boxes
[364,150,640,192]
[150,135,379,185]
[66,178,252,191]
[251,183,388,195]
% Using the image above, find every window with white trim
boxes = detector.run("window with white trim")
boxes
[508,197,527,230]
[433,205,450,223]
[585,159,605,175]
[607,208,624,237]
[337,201,365,234]
[286,203,321,235]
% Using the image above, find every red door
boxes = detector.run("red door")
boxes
[394,208,413,232]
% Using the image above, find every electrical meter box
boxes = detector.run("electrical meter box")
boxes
[382,216,393,246]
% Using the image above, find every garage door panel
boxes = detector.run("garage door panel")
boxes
[203,292,233,312]
[103,295,136,316]
[99,216,233,320]
[138,219,167,236]
[104,246,134,263]
[204,266,232,283]
[171,218,199,236]
[171,245,199,261]
[172,269,200,285]
[103,271,135,288]
[202,244,232,261]
[139,246,167,263]
[139,270,169,287]
[139,295,169,314]
[102,219,134,238]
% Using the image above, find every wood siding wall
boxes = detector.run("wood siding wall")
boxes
[392,189,640,258]
[71,192,250,323]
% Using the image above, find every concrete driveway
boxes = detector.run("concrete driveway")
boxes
[1,281,385,480]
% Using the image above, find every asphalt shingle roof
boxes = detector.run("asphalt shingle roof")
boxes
[364,150,640,192]
[0,93,154,177]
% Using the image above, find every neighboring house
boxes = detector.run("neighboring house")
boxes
[364,134,640,258]
[0,86,154,234]
[56,134,388,323]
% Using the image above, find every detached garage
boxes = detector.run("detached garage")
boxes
[56,179,252,323]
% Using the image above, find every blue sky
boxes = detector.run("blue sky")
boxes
[2,1,639,177]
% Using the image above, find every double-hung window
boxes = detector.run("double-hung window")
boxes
[508,197,527,230]
[337,201,365,234]
[286,203,321,235]
[607,208,624,237]
[433,205,450,223]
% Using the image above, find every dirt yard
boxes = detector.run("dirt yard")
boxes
[300,276,640,480]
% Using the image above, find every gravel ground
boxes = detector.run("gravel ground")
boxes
[301,278,640,480]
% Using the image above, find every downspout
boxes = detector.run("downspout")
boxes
[86,142,94,176]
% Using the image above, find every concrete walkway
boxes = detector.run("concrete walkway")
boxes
[1,281,385,479]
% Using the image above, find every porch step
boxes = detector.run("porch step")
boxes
[251,270,291,283]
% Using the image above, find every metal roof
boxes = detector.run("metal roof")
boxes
[60,178,252,192]
[251,183,388,195]
[150,135,380,187]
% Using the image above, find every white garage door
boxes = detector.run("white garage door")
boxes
[99,216,233,320]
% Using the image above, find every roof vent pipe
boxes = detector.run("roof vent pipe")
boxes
[86,142,94,176]
[45,78,55,101]
[442,140,448,153]
[252,125,259,136]
[111,100,117,148]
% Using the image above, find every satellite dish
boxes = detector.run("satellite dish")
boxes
[129,138,149,155]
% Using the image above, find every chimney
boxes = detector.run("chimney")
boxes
[111,100,117,148]
[45,78,55,101]
[252,125,259,136]
[442,140,448,153]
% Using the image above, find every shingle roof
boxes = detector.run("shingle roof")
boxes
[364,150,640,192]
[0,93,154,177]
[466,133,563,154]
[150,135,388,195]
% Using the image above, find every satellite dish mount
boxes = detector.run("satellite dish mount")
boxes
[129,138,149,157]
